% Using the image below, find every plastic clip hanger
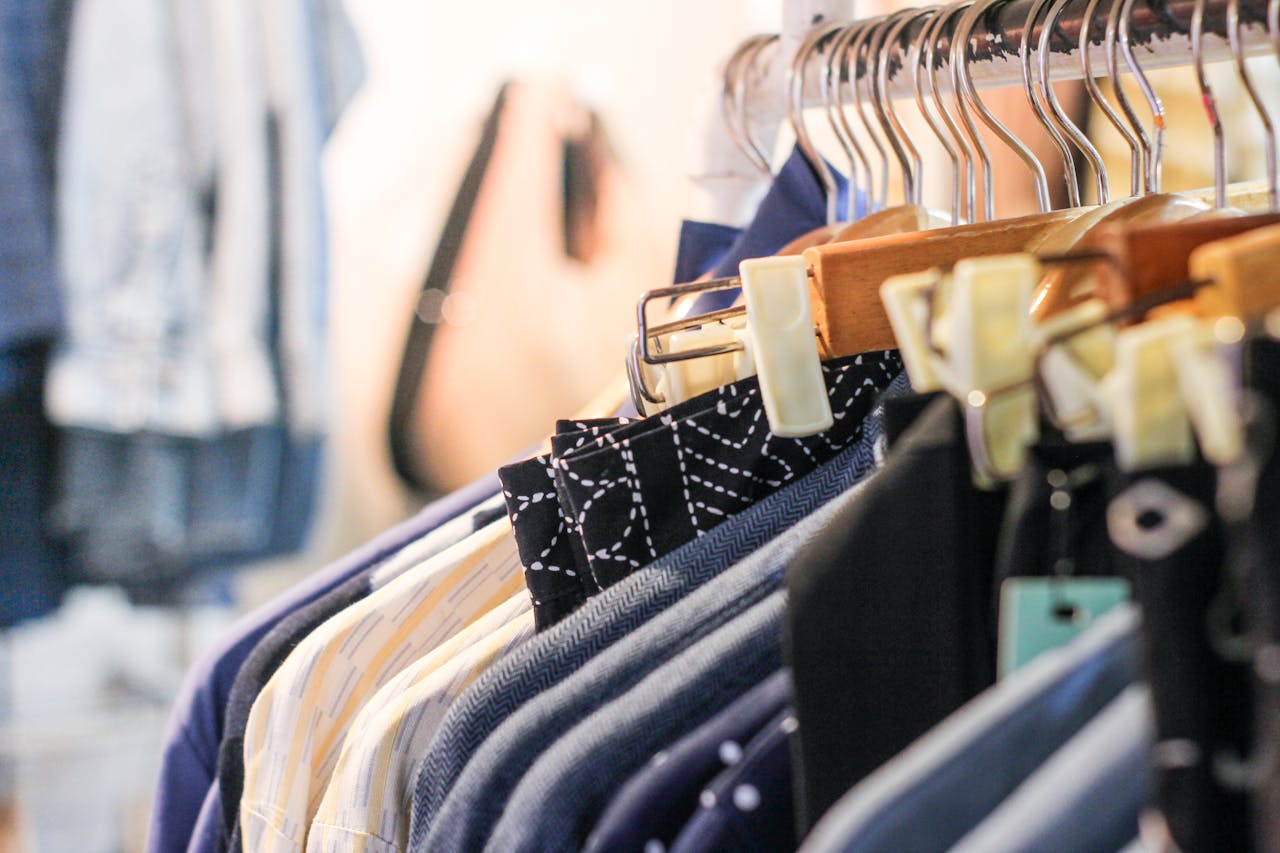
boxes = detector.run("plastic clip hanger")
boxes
[740,256,834,437]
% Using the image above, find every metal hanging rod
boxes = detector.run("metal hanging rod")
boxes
[743,0,1275,108]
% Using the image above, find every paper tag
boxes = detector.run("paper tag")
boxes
[998,577,1131,678]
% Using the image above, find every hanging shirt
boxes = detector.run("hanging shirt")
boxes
[583,670,791,853]
[237,517,523,853]
[950,685,1152,853]
[669,706,797,853]
[305,594,534,853]
[484,593,787,853]
[405,370,908,850]
[148,471,498,853]
[422,441,885,853]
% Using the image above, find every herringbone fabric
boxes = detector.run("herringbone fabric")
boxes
[421,466,876,853]
[406,371,909,851]
[483,593,787,853]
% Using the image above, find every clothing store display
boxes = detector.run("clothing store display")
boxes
[583,671,791,853]
[669,707,797,853]
[406,373,902,847]
[119,4,1280,852]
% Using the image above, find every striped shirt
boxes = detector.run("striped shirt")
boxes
[239,516,524,853]
[306,596,534,853]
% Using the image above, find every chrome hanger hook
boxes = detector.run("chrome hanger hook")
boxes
[948,0,997,219]
[848,17,894,209]
[1119,0,1166,192]
[1229,0,1277,209]
[875,9,930,205]
[1081,0,1142,196]
[789,21,846,225]
[1106,0,1155,192]
[911,6,966,221]
[1040,0,1111,203]
[954,0,1053,214]
[929,1,981,222]
[1021,0,1082,207]
[824,22,872,218]
[1192,0,1227,207]
[722,35,775,176]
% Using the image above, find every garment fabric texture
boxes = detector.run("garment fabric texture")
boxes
[0,0,69,348]
[484,592,787,853]
[200,492,506,853]
[797,606,1140,853]
[555,352,902,589]
[583,671,790,853]
[672,218,741,284]
[500,419,628,630]
[1243,336,1280,852]
[0,345,67,628]
[306,596,535,853]
[1107,464,1251,853]
[406,371,908,851]
[238,518,523,853]
[669,707,797,853]
[951,685,1152,853]
[147,472,498,853]
[425,445,883,853]
[785,395,1009,832]
[691,145,857,315]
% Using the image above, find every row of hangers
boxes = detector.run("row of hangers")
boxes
[623,0,1280,489]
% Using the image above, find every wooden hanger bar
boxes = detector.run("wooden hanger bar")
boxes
[805,208,1081,356]
[1087,212,1280,312]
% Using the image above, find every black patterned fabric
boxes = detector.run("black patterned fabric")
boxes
[500,419,631,630]
[556,352,903,590]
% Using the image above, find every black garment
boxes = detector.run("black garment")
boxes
[1107,464,1251,853]
[785,396,1008,833]
[1240,336,1280,853]
[993,437,1118,611]
[215,569,373,852]
[557,351,903,590]
[500,419,627,630]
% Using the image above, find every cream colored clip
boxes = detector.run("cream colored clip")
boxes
[1168,318,1245,466]
[880,269,945,393]
[1102,316,1197,473]
[1032,299,1116,442]
[660,325,740,407]
[739,255,833,437]
[944,254,1042,482]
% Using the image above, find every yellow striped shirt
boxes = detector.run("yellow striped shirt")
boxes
[306,598,534,853]
[239,517,524,853]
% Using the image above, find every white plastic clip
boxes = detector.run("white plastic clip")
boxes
[1102,315,1197,473]
[661,325,740,406]
[1169,318,1245,466]
[1032,299,1115,442]
[946,254,1042,482]
[739,255,833,437]
[880,269,946,393]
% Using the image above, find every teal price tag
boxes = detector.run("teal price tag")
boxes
[998,577,1131,678]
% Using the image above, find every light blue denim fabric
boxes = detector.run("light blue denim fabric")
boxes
[422,465,878,852]
[484,593,788,853]
[407,373,909,851]
[800,606,1141,853]
[952,685,1152,853]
